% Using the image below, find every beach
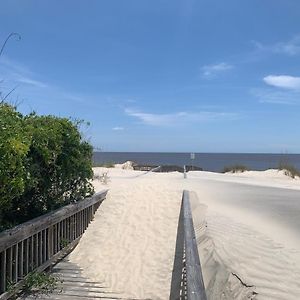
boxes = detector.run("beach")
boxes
[69,167,300,299]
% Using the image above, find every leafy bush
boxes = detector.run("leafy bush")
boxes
[0,103,31,229]
[0,104,94,229]
[222,164,249,173]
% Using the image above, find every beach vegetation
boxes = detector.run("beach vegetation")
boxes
[222,164,249,173]
[94,171,110,184]
[21,271,62,298]
[0,103,94,230]
[0,103,31,230]
[92,161,115,168]
[278,163,300,179]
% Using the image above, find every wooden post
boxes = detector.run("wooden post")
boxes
[0,250,6,293]
[7,247,12,284]
[24,239,29,274]
[48,226,53,260]
[38,232,42,266]
[30,236,34,271]
[57,222,61,251]
[18,241,23,280]
[13,244,18,283]
[42,230,46,262]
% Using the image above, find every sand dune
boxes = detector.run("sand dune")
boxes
[68,168,300,299]
[70,173,182,299]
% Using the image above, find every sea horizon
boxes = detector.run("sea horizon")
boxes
[94,150,300,154]
[93,152,300,172]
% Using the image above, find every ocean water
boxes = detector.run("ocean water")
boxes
[92,152,300,172]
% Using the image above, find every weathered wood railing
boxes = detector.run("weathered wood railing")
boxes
[182,190,207,300]
[0,189,108,300]
[170,190,207,299]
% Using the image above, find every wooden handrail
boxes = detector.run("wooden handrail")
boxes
[0,189,108,299]
[182,190,207,300]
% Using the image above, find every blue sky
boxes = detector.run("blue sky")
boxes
[1,0,300,153]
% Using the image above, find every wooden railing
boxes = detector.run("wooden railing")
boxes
[0,189,108,300]
[182,190,207,300]
[170,190,207,300]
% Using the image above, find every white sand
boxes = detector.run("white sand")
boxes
[69,168,300,299]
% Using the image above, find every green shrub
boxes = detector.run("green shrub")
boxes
[0,104,94,229]
[222,164,249,173]
[0,103,31,229]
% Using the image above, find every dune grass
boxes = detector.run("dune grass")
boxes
[222,164,249,173]
[278,163,300,178]
[92,161,115,168]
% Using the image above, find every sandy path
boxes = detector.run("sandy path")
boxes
[68,168,300,300]
[70,175,182,299]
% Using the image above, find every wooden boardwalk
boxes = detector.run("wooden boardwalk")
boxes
[22,256,150,300]
[9,191,207,300]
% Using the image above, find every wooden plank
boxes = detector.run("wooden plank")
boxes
[35,234,39,268]
[18,241,23,280]
[38,232,42,266]
[24,239,29,275]
[42,230,47,263]
[57,222,61,252]
[73,215,76,240]
[14,243,18,283]
[69,216,73,242]
[53,224,57,254]
[182,190,207,300]
[48,226,53,262]
[7,247,12,284]
[0,190,108,253]
[84,209,86,231]
[0,250,6,293]
[62,219,66,242]
[30,236,33,272]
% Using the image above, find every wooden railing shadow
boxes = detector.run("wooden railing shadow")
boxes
[0,190,108,300]
[20,259,121,299]
[170,190,207,300]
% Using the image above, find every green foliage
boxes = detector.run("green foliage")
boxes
[222,164,249,173]
[22,271,62,297]
[60,238,69,248]
[0,103,94,229]
[0,103,31,229]
[278,163,300,178]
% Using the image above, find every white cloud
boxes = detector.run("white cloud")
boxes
[252,88,300,105]
[112,126,124,131]
[0,56,48,89]
[14,75,48,88]
[201,62,233,78]
[125,108,237,126]
[0,56,89,104]
[253,35,300,56]
[263,75,300,90]
[253,75,300,104]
